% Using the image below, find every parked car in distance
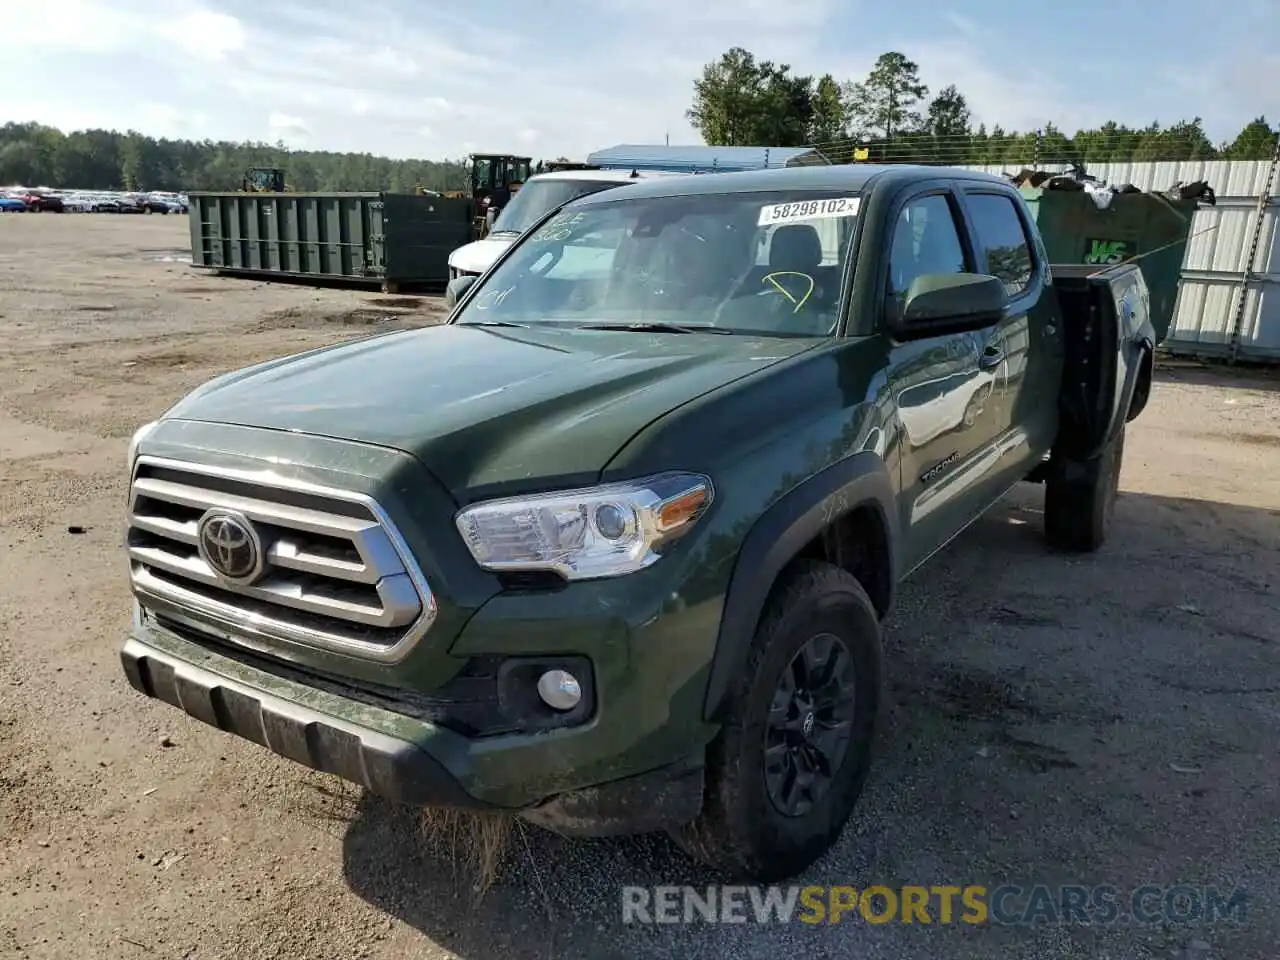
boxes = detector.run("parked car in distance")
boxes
[142,192,187,214]
[18,190,64,212]
[61,193,98,212]
[0,196,27,212]
[95,194,144,214]
[7,190,63,211]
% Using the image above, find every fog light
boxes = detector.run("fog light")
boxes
[536,669,582,711]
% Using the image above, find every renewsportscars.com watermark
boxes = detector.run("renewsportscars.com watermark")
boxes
[621,884,1250,926]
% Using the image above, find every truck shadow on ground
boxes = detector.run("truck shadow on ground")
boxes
[339,486,1279,960]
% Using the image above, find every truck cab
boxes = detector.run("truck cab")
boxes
[121,165,1154,883]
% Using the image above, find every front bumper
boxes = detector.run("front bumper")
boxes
[122,636,487,808]
[122,618,710,833]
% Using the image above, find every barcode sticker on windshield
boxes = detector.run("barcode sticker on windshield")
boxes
[758,196,861,226]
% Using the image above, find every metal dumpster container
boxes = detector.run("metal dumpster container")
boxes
[187,192,475,289]
[1021,187,1201,344]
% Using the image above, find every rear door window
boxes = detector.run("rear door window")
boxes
[964,193,1034,295]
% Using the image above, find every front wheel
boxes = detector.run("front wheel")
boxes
[675,560,883,881]
[1044,424,1126,552]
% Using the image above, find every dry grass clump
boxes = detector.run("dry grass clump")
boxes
[418,807,517,897]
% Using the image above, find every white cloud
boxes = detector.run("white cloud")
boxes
[154,10,247,60]
[2,0,1273,163]
[140,103,182,126]
[137,103,211,138]
[371,45,421,76]
[422,97,453,118]
[19,0,141,51]
[597,0,834,30]
[268,113,310,137]
[1163,52,1280,142]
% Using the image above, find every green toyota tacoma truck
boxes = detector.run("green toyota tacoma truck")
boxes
[122,165,1154,881]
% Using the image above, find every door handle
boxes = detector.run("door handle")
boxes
[979,343,1004,369]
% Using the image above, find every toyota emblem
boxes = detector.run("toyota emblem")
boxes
[197,510,263,584]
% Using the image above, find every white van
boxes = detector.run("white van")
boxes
[447,169,681,280]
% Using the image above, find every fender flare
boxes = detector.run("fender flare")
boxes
[702,451,900,722]
[1123,335,1155,424]
[1089,321,1154,459]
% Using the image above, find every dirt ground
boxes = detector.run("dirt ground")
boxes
[1,213,1277,960]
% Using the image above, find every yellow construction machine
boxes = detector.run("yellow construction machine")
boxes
[240,167,289,192]
[444,154,533,238]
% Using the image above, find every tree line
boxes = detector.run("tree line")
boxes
[687,47,1280,166]
[4,50,1278,192]
[0,121,472,193]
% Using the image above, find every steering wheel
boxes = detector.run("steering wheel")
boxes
[615,262,704,303]
[759,271,817,314]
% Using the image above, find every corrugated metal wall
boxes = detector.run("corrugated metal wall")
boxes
[960,159,1280,361]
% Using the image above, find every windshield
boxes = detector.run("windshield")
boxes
[455,189,861,337]
[489,178,633,235]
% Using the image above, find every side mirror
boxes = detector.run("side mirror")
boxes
[893,273,1007,337]
[446,274,477,308]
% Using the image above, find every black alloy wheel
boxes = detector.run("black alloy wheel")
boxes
[764,632,857,818]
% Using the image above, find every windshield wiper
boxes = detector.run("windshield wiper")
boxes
[577,322,733,335]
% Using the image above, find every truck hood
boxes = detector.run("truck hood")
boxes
[447,237,515,275]
[164,323,816,502]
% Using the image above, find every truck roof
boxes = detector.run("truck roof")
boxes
[523,168,686,184]
[571,163,1012,203]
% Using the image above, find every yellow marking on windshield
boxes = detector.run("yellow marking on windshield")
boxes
[762,271,815,313]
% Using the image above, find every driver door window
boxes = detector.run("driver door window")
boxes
[888,194,968,307]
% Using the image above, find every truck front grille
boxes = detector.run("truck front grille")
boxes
[127,456,436,662]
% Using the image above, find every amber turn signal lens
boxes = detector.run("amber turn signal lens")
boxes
[657,487,708,532]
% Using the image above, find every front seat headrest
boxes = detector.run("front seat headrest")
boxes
[768,224,822,273]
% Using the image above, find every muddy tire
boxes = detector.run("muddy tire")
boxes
[1044,424,1126,552]
[675,560,882,881]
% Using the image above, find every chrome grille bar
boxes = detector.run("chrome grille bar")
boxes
[127,456,437,663]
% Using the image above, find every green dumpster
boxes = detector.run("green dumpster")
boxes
[187,191,476,290]
[1019,186,1200,344]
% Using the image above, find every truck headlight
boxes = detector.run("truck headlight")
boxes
[455,472,713,580]
[127,420,160,471]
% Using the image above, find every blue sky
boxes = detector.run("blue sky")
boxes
[4,0,1276,160]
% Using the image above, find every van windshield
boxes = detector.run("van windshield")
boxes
[489,178,630,235]
[455,190,862,337]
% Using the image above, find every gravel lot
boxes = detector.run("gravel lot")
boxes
[2,213,1277,960]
